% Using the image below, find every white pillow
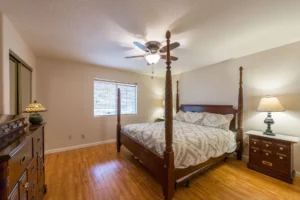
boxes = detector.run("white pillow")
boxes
[174,111,205,125]
[202,113,234,131]
[173,110,185,122]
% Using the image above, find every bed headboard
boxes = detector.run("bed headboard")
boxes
[180,104,238,131]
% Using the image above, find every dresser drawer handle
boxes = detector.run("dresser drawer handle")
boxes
[279,156,283,160]
[20,155,26,165]
[280,147,283,150]
[265,153,269,156]
[266,144,269,147]
[254,142,257,144]
[253,150,257,153]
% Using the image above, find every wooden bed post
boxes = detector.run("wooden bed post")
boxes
[116,88,122,152]
[163,30,175,200]
[176,81,179,113]
[237,67,244,160]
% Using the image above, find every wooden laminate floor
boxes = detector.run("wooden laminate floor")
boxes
[44,143,300,200]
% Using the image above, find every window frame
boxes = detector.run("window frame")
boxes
[93,79,138,117]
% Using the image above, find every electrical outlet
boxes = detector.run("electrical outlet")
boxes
[68,135,72,140]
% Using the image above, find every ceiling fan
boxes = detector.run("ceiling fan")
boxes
[125,41,180,65]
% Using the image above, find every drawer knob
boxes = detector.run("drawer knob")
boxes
[279,156,283,160]
[265,153,269,156]
[253,150,257,153]
[254,142,256,144]
[280,147,283,150]
[266,144,269,147]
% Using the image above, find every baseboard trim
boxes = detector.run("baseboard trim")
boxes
[45,139,116,155]
[242,154,249,162]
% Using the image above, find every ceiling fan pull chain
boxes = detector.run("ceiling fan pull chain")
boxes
[151,65,154,79]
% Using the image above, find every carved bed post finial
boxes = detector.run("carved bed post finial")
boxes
[237,66,244,160]
[163,30,175,200]
[176,81,179,113]
[116,88,122,152]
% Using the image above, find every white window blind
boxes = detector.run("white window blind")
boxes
[94,80,137,116]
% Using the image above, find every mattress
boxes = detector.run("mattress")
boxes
[121,120,237,169]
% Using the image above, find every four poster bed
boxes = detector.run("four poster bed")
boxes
[116,31,244,200]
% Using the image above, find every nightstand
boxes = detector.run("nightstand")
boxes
[246,130,300,183]
[154,118,165,122]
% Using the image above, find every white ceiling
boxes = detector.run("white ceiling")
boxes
[1,0,300,77]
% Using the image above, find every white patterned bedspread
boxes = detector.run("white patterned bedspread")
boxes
[121,120,236,169]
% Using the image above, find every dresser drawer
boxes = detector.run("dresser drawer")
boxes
[37,173,45,200]
[33,128,43,156]
[28,172,38,200]
[8,184,19,200]
[27,157,37,181]
[37,154,44,182]
[8,139,33,194]
[19,172,28,199]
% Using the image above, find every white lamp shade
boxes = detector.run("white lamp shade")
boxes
[257,96,285,112]
[145,54,160,64]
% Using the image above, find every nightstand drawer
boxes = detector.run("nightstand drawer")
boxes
[275,143,289,154]
[261,140,273,150]
[250,138,260,147]
[250,147,260,154]
[261,150,273,168]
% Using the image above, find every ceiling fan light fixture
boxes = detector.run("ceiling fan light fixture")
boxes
[145,54,160,65]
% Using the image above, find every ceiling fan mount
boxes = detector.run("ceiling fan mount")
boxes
[125,39,180,64]
[144,41,161,53]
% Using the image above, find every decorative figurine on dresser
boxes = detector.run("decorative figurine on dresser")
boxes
[0,114,46,200]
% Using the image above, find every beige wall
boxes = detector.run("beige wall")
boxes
[0,13,36,114]
[175,41,300,171]
[36,58,165,151]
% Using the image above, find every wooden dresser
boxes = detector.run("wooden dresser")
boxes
[0,115,46,200]
[246,130,299,184]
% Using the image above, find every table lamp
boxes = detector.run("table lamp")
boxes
[257,96,285,136]
[23,100,47,125]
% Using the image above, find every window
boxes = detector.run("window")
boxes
[94,80,137,116]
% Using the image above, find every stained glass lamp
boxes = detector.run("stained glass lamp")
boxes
[23,100,47,125]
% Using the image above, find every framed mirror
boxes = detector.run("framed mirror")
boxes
[9,52,32,115]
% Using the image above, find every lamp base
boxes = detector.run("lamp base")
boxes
[29,113,43,125]
[263,112,275,136]
[263,130,276,136]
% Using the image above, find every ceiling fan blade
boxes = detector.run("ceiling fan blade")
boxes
[160,55,178,61]
[159,42,180,53]
[125,55,146,58]
[133,41,149,52]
